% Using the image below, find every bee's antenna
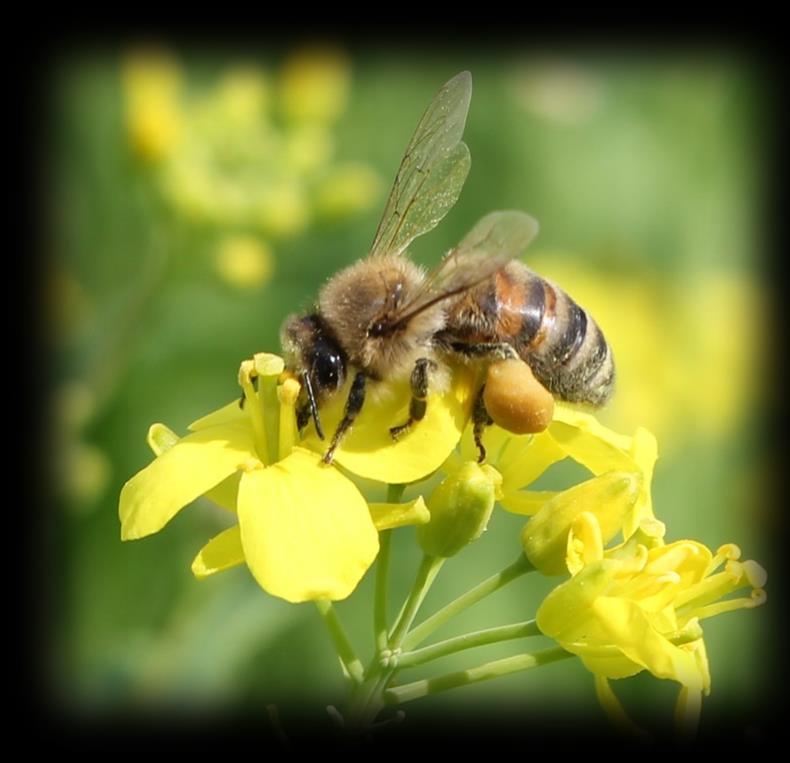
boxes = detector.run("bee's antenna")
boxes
[302,372,325,440]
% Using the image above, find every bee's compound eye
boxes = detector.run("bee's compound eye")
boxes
[313,347,344,392]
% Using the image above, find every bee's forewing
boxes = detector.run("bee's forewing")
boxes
[426,210,540,293]
[388,211,540,325]
[369,71,472,259]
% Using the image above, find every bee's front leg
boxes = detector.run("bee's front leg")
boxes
[390,358,437,440]
[323,371,367,465]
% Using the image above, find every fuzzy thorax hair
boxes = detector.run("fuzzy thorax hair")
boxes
[318,254,446,382]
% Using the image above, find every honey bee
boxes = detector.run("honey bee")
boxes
[281,71,614,464]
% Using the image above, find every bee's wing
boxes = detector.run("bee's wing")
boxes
[369,71,472,259]
[387,211,540,327]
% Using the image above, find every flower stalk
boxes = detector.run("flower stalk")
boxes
[385,647,573,704]
[315,599,365,684]
[396,619,541,669]
[403,553,535,650]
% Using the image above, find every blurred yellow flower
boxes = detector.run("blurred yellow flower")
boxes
[63,442,112,508]
[314,163,384,220]
[121,47,380,243]
[214,235,274,289]
[510,60,604,125]
[279,47,350,123]
[122,51,183,161]
[284,124,333,172]
[253,179,310,237]
[216,67,270,125]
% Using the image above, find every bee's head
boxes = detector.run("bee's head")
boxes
[281,313,347,439]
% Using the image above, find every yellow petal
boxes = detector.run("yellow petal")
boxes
[499,490,559,516]
[522,472,640,576]
[204,473,240,512]
[550,405,637,475]
[147,421,239,512]
[566,511,605,575]
[368,496,430,530]
[592,597,704,691]
[188,400,247,431]
[497,430,568,493]
[459,423,516,464]
[303,368,476,484]
[537,561,621,642]
[623,427,659,537]
[579,650,645,680]
[191,525,245,578]
[553,404,633,452]
[237,447,378,602]
[120,421,254,540]
[147,423,179,455]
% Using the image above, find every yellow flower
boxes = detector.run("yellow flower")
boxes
[537,535,766,732]
[119,353,469,601]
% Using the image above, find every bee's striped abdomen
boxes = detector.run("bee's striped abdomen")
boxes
[520,275,614,407]
[442,262,615,407]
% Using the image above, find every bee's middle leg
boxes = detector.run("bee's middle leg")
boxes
[390,358,437,440]
[323,371,367,465]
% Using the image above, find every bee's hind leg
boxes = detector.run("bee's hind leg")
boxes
[472,384,494,463]
[390,358,437,441]
[322,371,367,465]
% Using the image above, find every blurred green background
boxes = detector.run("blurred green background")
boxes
[49,45,771,733]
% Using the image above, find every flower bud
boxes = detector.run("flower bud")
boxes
[522,470,641,575]
[417,462,501,558]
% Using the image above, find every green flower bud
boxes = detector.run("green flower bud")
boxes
[417,462,501,558]
[522,470,641,575]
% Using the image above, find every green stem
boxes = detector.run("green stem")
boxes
[346,549,445,728]
[375,530,392,653]
[374,484,405,653]
[388,554,446,649]
[403,553,535,650]
[315,600,364,684]
[385,647,572,704]
[397,619,540,669]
